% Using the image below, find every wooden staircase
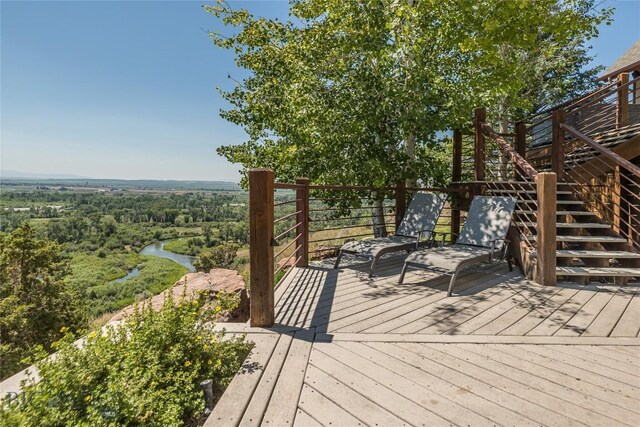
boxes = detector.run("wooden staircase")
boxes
[487,180,640,283]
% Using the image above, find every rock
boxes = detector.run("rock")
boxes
[109,268,248,323]
[276,257,296,271]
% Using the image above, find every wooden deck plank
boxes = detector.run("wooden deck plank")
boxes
[542,344,639,377]
[496,344,640,413]
[460,344,639,425]
[210,259,640,427]
[427,342,638,427]
[292,408,322,427]
[449,280,558,334]
[582,288,636,337]
[470,284,565,335]
[339,265,502,333]
[577,345,640,365]
[361,264,508,333]
[525,345,640,392]
[554,288,620,336]
[310,342,451,426]
[526,286,598,336]
[361,342,540,426]
[296,384,362,426]
[610,292,640,337]
[384,266,515,334]
[498,286,582,335]
[316,341,498,427]
[205,333,280,427]
[392,270,524,334]
[304,364,406,426]
[238,333,294,427]
[420,272,530,334]
[396,342,583,427]
[328,267,515,333]
[261,330,314,426]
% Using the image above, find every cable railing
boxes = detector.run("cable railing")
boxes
[480,122,540,252]
[247,168,467,326]
[470,108,556,286]
[560,124,640,250]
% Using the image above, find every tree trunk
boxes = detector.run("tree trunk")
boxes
[371,193,388,237]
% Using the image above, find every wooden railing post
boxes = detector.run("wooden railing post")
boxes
[295,177,310,267]
[551,109,565,179]
[618,73,629,128]
[536,172,557,286]
[474,108,486,195]
[249,168,274,326]
[395,181,407,231]
[451,129,462,236]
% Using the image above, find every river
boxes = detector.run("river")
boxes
[110,240,196,285]
[140,240,196,272]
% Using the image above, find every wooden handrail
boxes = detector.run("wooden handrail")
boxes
[565,75,640,116]
[560,124,640,178]
[524,80,617,122]
[480,123,539,179]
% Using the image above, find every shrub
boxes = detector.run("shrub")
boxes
[0,291,251,427]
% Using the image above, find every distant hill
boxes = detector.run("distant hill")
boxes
[1,170,91,179]
[0,176,242,192]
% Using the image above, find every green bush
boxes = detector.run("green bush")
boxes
[0,291,251,427]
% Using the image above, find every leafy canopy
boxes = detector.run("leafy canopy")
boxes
[208,0,609,186]
[0,224,86,380]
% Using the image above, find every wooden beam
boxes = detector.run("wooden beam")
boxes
[618,73,629,128]
[394,181,406,231]
[249,168,275,327]
[536,172,557,286]
[296,177,310,267]
[551,109,565,179]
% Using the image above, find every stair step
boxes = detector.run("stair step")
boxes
[556,266,640,277]
[530,235,627,243]
[556,250,640,258]
[487,189,572,195]
[517,210,595,216]
[519,222,610,229]
[556,201,583,205]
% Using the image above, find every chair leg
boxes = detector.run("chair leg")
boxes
[398,263,409,284]
[506,256,513,272]
[447,269,461,297]
[334,250,343,269]
[368,255,380,278]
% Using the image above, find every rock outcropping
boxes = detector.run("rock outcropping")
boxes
[109,269,248,323]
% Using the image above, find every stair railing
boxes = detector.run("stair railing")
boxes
[520,73,640,170]
[474,108,557,285]
[559,123,640,250]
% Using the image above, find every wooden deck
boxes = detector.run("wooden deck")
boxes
[207,256,640,427]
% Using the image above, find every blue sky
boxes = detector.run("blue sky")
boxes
[1,0,639,182]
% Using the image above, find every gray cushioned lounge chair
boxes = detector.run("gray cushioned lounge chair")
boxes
[398,195,516,296]
[334,192,446,277]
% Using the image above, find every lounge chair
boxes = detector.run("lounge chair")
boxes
[334,192,446,277]
[398,195,516,296]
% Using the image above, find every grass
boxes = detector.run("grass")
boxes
[67,253,188,317]
[84,256,188,317]
[163,237,204,256]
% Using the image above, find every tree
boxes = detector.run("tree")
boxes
[207,0,609,187]
[0,224,86,380]
[195,243,240,272]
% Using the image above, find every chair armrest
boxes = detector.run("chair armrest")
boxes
[432,231,458,247]
[413,228,436,248]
